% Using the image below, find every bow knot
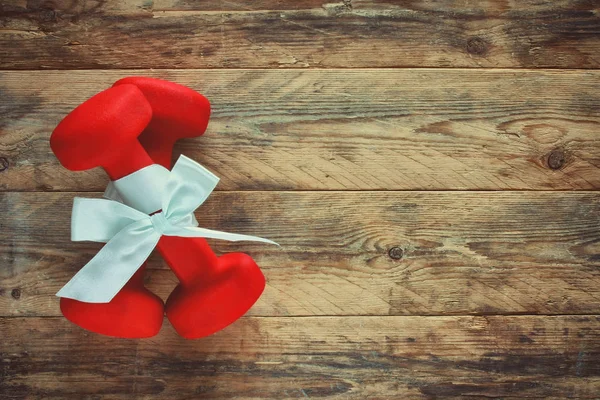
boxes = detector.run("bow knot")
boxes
[57,155,277,304]
[150,212,170,236]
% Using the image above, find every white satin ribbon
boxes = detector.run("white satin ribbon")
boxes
[104,165,200,225]
[58,155,277,303]
[104,164,170,214]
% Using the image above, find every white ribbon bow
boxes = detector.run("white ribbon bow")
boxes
[58,155,277,303]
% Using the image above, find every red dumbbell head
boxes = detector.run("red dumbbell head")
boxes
[113,77,211,168]
[50,84,154,179]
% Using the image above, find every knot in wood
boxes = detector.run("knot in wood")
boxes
[547,149,566,170]
[11,288,21,300]
[388,247,404,260]
[466,37,489,56]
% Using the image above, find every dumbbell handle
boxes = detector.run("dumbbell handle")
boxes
[103,141,154,180]
[157,236,219,287]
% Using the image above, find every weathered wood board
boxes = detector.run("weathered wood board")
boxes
[1,315,599,399]
[2,1,600,398]
[1,0,600,69]
[1,69,599,191]
[2,191,599,317]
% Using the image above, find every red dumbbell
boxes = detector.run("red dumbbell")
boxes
[51,84,266,339]
[53,87,163,338]
[112,77,267,338]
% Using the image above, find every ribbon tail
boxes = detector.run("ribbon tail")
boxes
[167,226,279,246]
[57,220,160,303]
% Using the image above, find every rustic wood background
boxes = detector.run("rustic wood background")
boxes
[1,1,599,398]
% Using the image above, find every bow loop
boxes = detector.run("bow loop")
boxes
[71,197,147,243]
[163,155,219,221]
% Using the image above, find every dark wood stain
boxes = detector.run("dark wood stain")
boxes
[0,87,43,130]
[0,157,8,172]
[518,335,535,343]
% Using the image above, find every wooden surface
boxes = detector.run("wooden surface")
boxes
[2,69,600,191]
[1,1,600,69]
[2,191,600,318]
[2,316,600,398]
[1,1,600,399]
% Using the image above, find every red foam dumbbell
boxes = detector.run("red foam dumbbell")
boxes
[53,87,163,338]
[112,77,267,338]
[51,83,265,339]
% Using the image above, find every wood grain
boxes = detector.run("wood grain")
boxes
[2,191,599,317]
[1,0,599,69]
[1,315,599,399]
[2,1,599,398]
[1,69,599,191]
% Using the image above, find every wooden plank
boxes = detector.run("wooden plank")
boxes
[2,191,599,317]
[1,69,599,191]
[1,1,599,69]
[1,316,599,398]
